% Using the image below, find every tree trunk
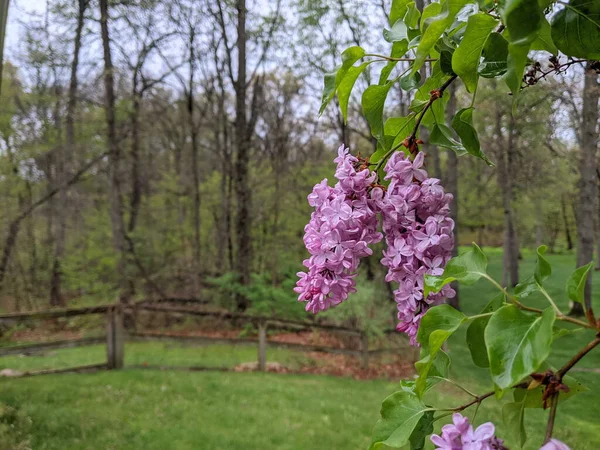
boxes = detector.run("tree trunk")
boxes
[572,63,599,315]
[100,0,129,304]
[496,109,519,287]
[187,27,202,293]
[234,0,252,311]
[446,84,459,308]
[50,0,87,307]
[535,201,544,248]
[562,195,573,251]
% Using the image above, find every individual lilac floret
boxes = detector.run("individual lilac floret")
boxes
[295,145,382,313]
[380,151,455,345]
[540,439,571,450]
[431,413,507,450]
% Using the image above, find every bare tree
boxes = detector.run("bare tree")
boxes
[100,0,129,303]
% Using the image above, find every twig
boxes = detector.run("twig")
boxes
[409,74,458,142]
[556,336,600,379]
[364,53,438,63]
[544,336,600,442]
[544,394,559,443]
[439,382,529,413]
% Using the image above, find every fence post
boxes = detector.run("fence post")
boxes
[106,305,124,370]
[361,332,369,369]
[258,321,267,372]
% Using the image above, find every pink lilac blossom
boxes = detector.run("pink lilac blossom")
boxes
[539,440,571,450]
[430,413,507,450]
[294,145,383,313]
[379,152,455,345]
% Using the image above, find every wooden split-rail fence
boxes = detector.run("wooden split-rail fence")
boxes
[0,303,414,378]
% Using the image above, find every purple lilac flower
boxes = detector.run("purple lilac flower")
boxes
[379,151,455,345]
[294,145,383,313]
[540,439,571,450]
[431,413,507,450]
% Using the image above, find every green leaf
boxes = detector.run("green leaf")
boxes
[485,305,556,390]
[404,3,421,29]
[501,0,543,45]
[451,108,494,166]
[319,46,366,116]
[478,32,509,78]
[410,64,449,128]
[362,82,394,139]
[452,13,498,92]
[439,50,455,75]
[466,293,505,368]
[341,45,366,66]
[415,305,466,396]
[379,41,409,84]
[534,245,551,286]
[400,71,421,90]
[513,372,588,408]
[566,261,594,305]
[384,115,416,149]
[531,17,558,55]
[409,410,435,450]
[413,0,469,74]
[338,62,369,122]
[504,42,530,98]
[514,276,538,299]
[424,242,488,296]
[501,0,542,98]
[370,391,429,449]
[502,401,527,448]
[390,0,413,26]
[429,124,467,155]
[319,70,338,115]
[385,20,409,43]
[420,2,443,32]
[550,0,600,59]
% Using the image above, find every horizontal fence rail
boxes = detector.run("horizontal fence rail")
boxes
[0,336,105,357]
[0,305,111,322]
[132,304,362,335]
[0,301,413,378]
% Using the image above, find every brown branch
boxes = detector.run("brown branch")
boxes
[544,336,600,442]
[544,394,559,444]
[442,382,529,414]
[410,74,458,142]
[557,336,600,379]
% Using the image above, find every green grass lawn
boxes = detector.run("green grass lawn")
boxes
[0,249,599,449]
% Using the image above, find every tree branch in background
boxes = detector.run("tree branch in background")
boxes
[0,152,109,287]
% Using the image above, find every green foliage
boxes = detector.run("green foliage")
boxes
[466,293,504,367]
[451,13,498,92]
[566,262,594,306]
[485,305,555,390]
[424,242,487,296]
[502,400,527,448]
[370,391,429,449]
[451,107,494,165]
[416,305,466,395]
[551,0,600,59]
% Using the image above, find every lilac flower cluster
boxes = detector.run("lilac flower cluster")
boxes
[431,413,572,450]
[294,146,383,314]
[379,151,455,344]
[430,413,507,450]
[295,145,455,343]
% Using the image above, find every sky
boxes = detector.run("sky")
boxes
[5,0,47,59]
